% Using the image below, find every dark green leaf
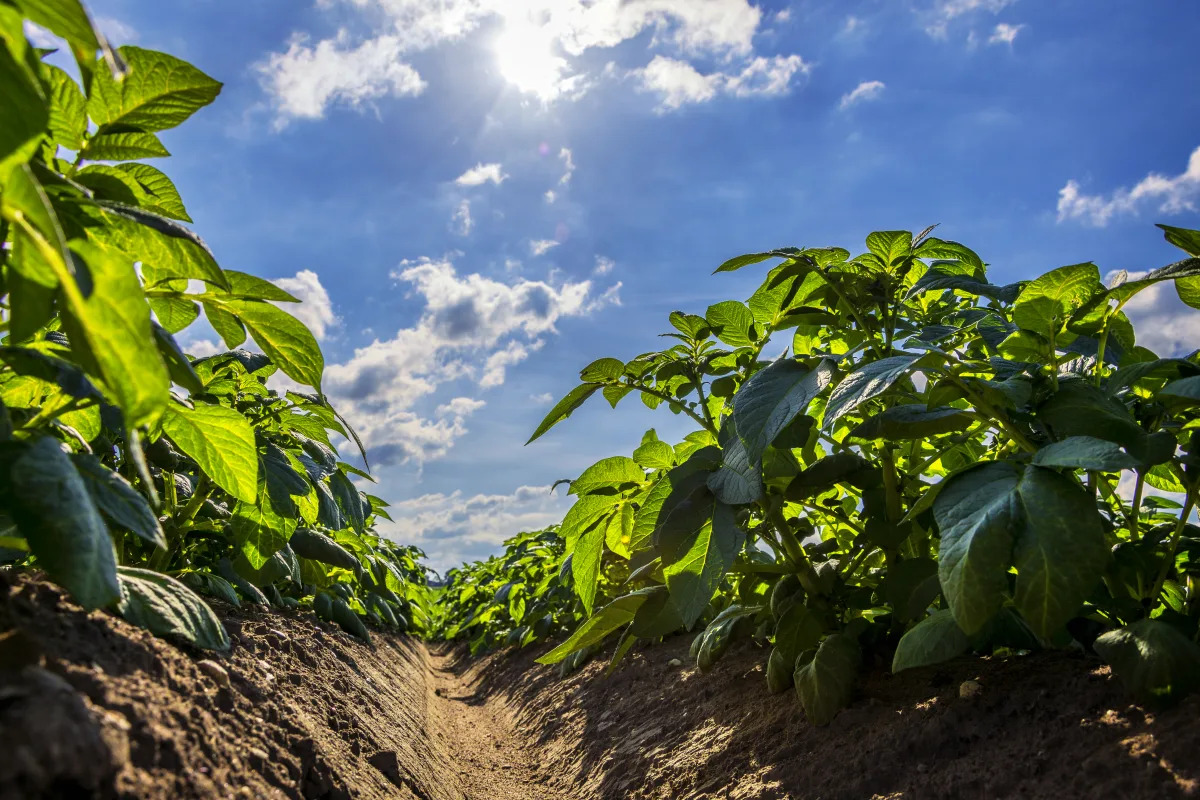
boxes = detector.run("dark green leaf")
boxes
[823,354,921,429]
[849,404,973,441]
[71,453,164,547]
[794,633,860,726]
[664,501,744,629]
[117,566,229,651]
[892,609,970,672]
[734,358,833,464]
[1032,436,1140,472]
[1094,619,1200,705]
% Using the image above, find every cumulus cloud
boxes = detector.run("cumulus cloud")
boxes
[261,0,808,122]
[988,22,1024,45]
[454,162,507,186]
[921,0,1017,39]
[1056,146,1200,227]
[274,269,340,340]
[530,238,560,256]
[381,485,571,574]
[450,199,472,236]
[322,256,618,467]
[838,80,885,110]
[257,31,425,124]
[636,53,810,111]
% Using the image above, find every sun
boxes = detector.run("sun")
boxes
[494,20,568,101]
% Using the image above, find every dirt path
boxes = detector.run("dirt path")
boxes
[425,648,567,800]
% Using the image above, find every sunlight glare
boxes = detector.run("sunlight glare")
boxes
[494,20,567,101]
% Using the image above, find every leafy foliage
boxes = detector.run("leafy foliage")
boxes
[514,224,1200,723]
[0,3,428,649]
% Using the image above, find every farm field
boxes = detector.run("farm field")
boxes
[3,1,1200,798]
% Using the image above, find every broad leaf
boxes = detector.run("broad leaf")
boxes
[232,500,295,570]
[1012,262,1102,337]
[80,130,169,161]
[527,383,603,444]
[733,357,833,463]
[86,46,222,132]
[218,299,323,390]
[1032,436,1140,472]
[117,567,230,651]
[571,456,645,496]
[706,418,764,505]
[823,354,921,429]
[664,501,744,629]
[849,404,973,441]
[706,300,756,347]
[6,437,120,609]
[794,633,860,726]
[537,589,656,664]
[892,609,971,672]
[1094,619,1200,705]
[71,453,164,547]
[161,402,257,503]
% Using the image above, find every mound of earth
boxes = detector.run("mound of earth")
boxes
[2,568,1198,800]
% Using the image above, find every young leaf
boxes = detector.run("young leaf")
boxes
[570,456,645,496]
[117,566,230,651]
[161,402,257,503]
[706,300,756,347]
[527,383,603,444]
[232,500,296,570]
[794,633,860,726]
[892,609,971,672]
[1158,224,1200,257]
[1011,262,1102,337]
[6,437,121,610]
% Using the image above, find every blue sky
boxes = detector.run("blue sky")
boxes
[38,0,1200,572]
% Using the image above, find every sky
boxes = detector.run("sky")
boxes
[32,0,1200,573]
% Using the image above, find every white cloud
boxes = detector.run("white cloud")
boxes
[94,16,138,44]
[988,22,1024,45]
[838,79,885,110]
[182,338,224,358]
[774,9,792,24]
[454,162,508,186]
[1057,146,1200,227]
[593,255,615,275]
[264,1,807,121]
[544,189,557,204]
[530,238,561,256]
[274,269,340,340]
[450,199,472,235]
[558,147,576,185]
[530,392,554,404]
[1107,269,1200,358]
[257,30,426,125]
[842,15,863,36]
[322,256,618,467]
[922,0,1017,39]
[382,485,570,574]
[636,53,810,111]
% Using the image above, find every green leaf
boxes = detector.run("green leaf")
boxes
[1158,224,1200,257]
[96,207,225,288]
[13,0,99,51]
[149,295,201,334]
[579,357,624,382]
[714,251,784,273]
[203,301,246,349]
[1094,619,1200,705]
[44,63,86,150]
[632,439,674,470]
[217,299,323,390]
[80,130,170,161]
[571,456,645,496]
[114,163,191,221]
[705,300,756,347]
[892,609,971,672]
[733,357,833,464]
[663,501,744,629]
[527,383,602,444]
[572,510,609,615]
[849,404,973,441]
[1012,263,1102,337]
[61,239,170,428]
[707,418,763,505]
[823,354,921,429]
[934,462,1108,638]
[1038,380,1145,449]
[117,567,230,651]
[1161,376,1200,403]
[1032,436,1140,472]
[0,17,47,179]
[536,589,657,664]
[161,402,257,503]
[5,437,120,609]
[71,453,164,547]
[866,230,911,265]
[772,603,823,682]
[329,470,365,533]
[86,46,222,133]
[668,311,710,339]
[878,557,940,621]
[794,633,860,726]
[232,500,295,571]
[152,322,204,395]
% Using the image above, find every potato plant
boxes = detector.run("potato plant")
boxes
[529,225,1200,721]
[0,0,427,649]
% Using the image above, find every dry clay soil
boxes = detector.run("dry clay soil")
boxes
[2,569,1199,800]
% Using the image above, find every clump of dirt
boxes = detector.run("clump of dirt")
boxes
[462,634,1200,799]
[0,569,460,800]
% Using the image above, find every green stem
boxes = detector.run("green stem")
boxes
[1147,487,1197,611]
[635,384,715,435]
[764,504,822,595]
[1127,470,1146,541]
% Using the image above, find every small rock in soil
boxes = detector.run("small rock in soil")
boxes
[959,679,983,698]
[668,658,683,667]
[197,660,230,687]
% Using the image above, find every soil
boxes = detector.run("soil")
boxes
[2,568,1198,800]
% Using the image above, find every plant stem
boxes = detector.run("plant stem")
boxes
[1147,486,1197,611]
[634,384,715,435]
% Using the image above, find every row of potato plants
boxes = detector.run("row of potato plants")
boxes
[515,224,1200,722]
[0,0,429,649]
